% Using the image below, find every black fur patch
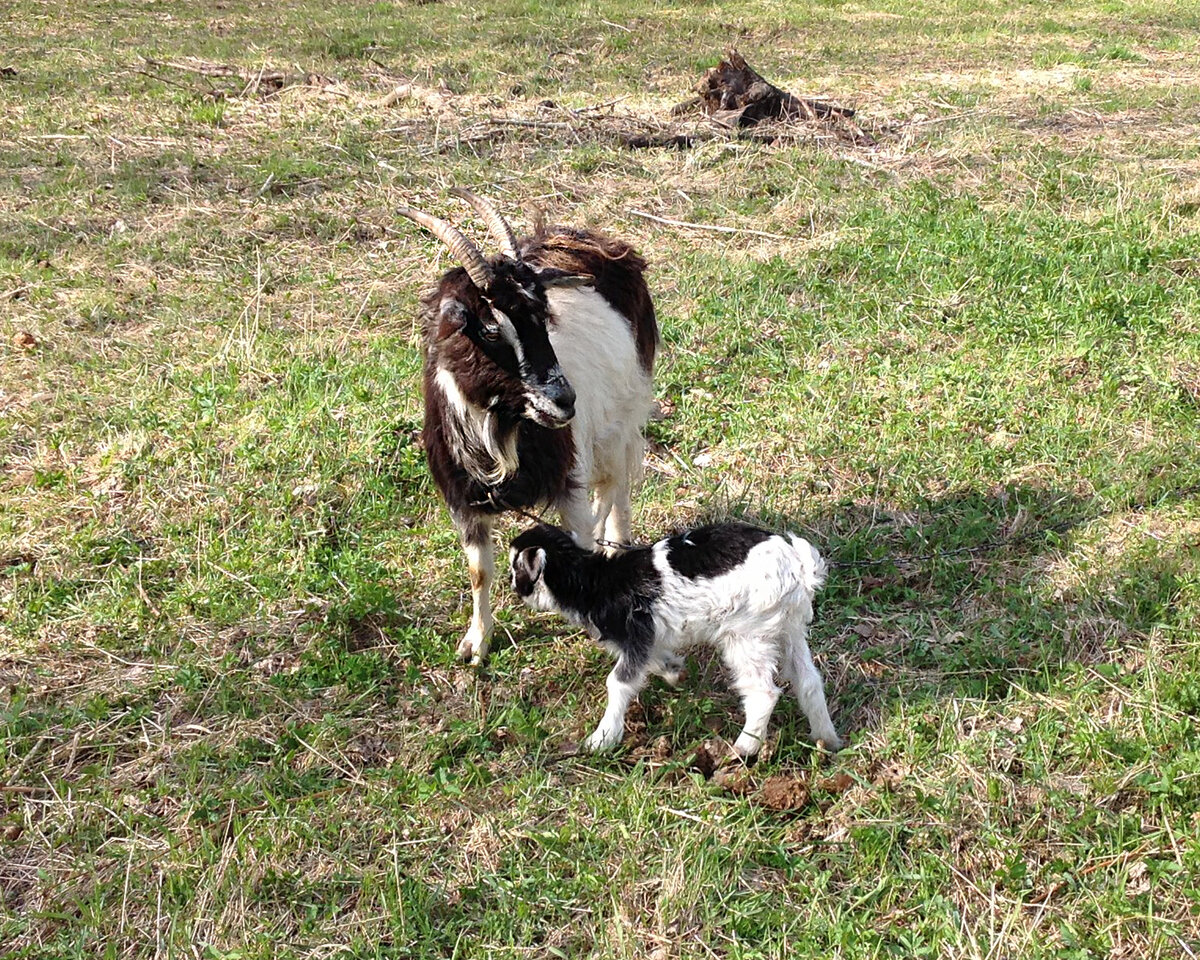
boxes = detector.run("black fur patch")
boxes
[665,523,774,580]
[510,524,661,668]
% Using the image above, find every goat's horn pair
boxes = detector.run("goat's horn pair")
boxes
[396,204,494,290]
[450,188,520,260]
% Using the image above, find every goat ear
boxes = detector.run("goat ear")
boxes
[516,546,546,582]
[437,299,470,339]
[535,267,594,290]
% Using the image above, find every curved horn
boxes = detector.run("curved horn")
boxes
[397,204,493,289]
[450,188,520,260]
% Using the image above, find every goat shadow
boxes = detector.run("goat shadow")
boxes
[352,481,1186,761]
[684,482,1189,758]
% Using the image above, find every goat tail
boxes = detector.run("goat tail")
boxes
[786,534,828,595]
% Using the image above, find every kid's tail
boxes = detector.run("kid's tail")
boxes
[787,534,827,593]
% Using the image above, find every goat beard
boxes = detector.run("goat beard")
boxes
[442,403,521,485]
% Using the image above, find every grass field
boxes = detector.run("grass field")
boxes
[3,0,1200,957]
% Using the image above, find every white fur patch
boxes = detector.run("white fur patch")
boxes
[648,535,826,640]
[545,286,653,531]
[434,366,519,484]
[492,308,527,371]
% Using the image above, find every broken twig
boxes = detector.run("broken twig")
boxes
[627,209,793,242]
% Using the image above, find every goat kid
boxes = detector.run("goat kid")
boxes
[399,192,656,664]
[509,522,842,757]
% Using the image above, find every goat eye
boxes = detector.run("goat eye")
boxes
[481,323,501,342]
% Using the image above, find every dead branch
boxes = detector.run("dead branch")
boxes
[140,57,333,96]
[372,79,456,113]
[696,49,855,126]
[627,209,793,241]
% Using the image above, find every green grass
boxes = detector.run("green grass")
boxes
[3,0,1200,957]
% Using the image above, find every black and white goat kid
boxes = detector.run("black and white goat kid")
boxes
[398,191,657,664]
[509,522,842,757]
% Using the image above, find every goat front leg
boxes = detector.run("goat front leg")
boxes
[558,486,597,551]
[583,655,648,752]
[456,516,494,664]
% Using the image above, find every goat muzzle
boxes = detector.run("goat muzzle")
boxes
[525,374,576,428]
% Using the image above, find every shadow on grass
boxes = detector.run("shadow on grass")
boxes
[711,483,1191,756]
[11,481,1168,779]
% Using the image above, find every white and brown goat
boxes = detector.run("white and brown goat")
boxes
[399,191,657,663]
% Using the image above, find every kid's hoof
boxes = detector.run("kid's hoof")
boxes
[733,732,765,759]
[582,728,622,753]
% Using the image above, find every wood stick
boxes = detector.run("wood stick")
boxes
[627,209,793,242]
[571,94,632,115]
[480,118,574,130]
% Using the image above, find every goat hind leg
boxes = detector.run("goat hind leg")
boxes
[603,436,642,548]
[591,486,616,549]
[732,680,782,759]
[785,627,841,750]
[723,643,783,758]
[558,487,597,551]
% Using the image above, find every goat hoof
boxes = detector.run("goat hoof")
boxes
[815,735,843,753]
[582,728,622,753]
[733,732,765,759]
[456,628,489,664]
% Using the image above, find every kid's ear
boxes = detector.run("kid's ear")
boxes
[516,546,546,582]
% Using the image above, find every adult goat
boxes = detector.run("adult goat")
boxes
[398,191,657,663]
